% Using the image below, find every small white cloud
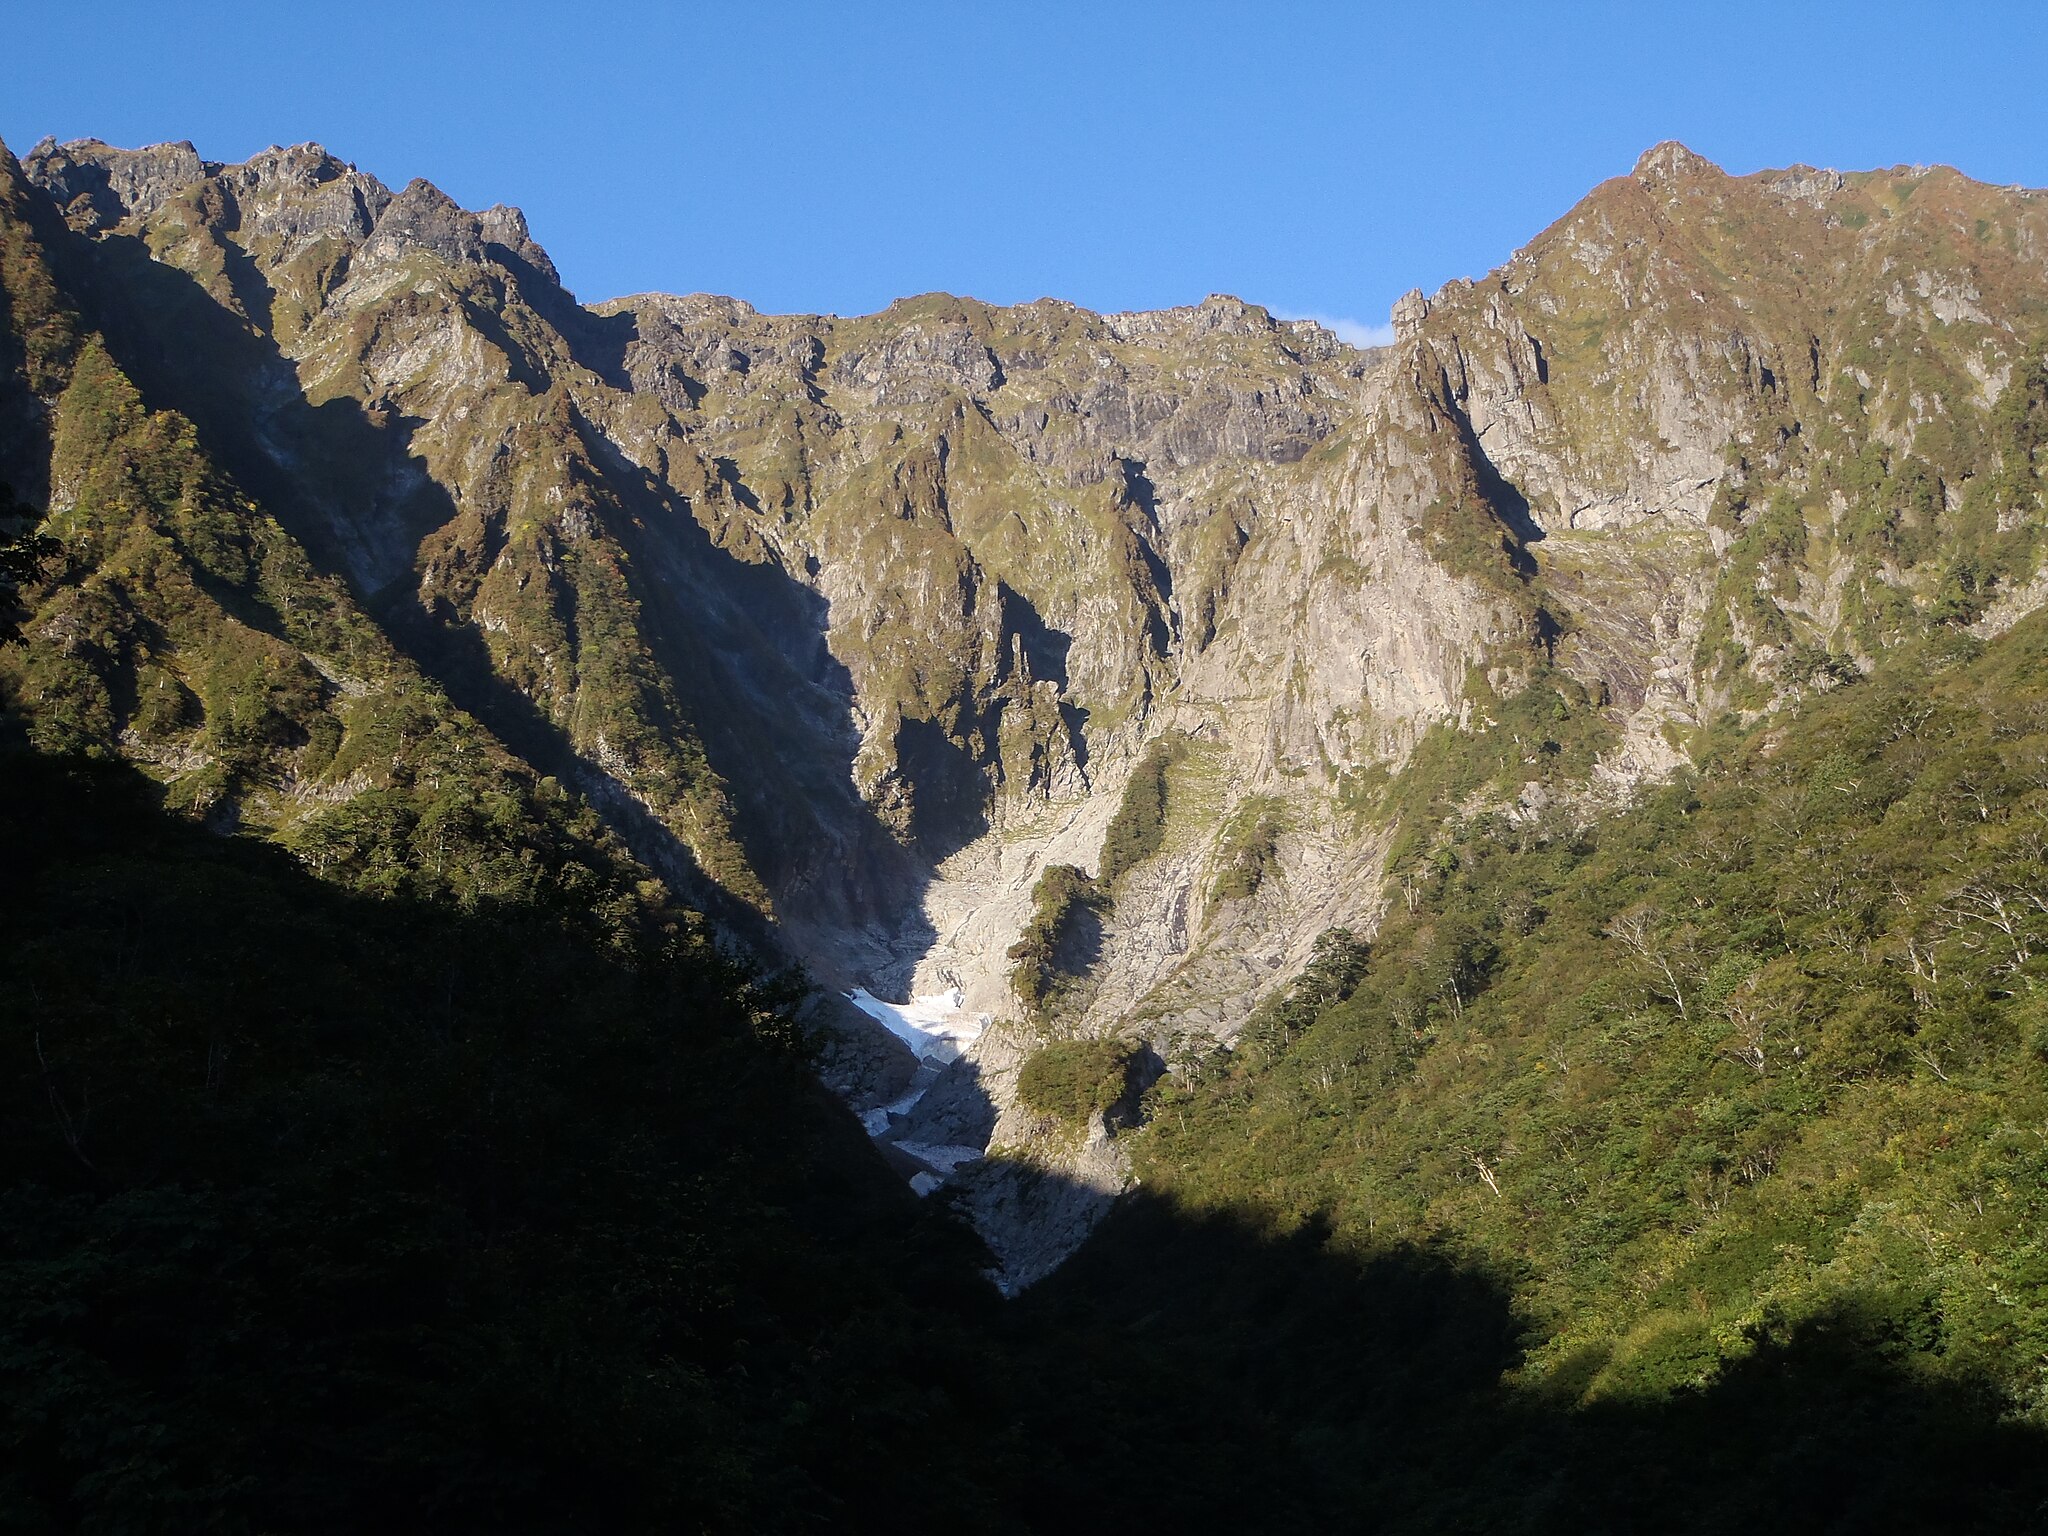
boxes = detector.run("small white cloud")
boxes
[1271,309,1397,349]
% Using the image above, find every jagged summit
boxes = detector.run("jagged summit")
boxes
[6,135,1369,344]
[1630,138,1724,184]
[22,135,211,231]
[17,135,560,285]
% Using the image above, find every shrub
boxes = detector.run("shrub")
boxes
[1007,863,1108,1021]
[1099,735,1183,885]
[1017,1037,1138,1127]
[1212,797,1284,901]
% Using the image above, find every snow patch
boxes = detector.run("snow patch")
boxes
[846,987,987,1063]
[893,1142,986,1177]
[846,990,993,1196]
[859,1081,933,1136]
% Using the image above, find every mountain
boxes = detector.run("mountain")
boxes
[3,132,2048,1528]
[9,133,2047,1268]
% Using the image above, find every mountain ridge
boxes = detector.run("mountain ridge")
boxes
[3,129,2045,1279]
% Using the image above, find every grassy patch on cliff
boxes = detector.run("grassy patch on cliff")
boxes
[1098,732,1185,884]
[1211,793,1286,901]
[1016,1037,1140,1128]
[1007,862,1110,1023]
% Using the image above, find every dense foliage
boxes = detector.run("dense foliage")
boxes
[1015,1037,1139,1128]
[0,746,1014,1531]
[1097,734,1180,886]
[0,480,54,642]
[1006,862,1108,1022]
[1140,614,2048,1423]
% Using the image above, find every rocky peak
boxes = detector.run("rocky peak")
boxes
[214,143,394,249]
[361,177,491,267]
[478,204,553,275]
[19,138,562,294]
[1193,293,1274,333]
[23,136,209,231]
[1100,293,1275,345]
[228,141,360,193]
[1756,163,1848,208]
[1391,288,1431,340]
[830,298,1005,403]
[1630,139,1723,191]
[613,291,762,325]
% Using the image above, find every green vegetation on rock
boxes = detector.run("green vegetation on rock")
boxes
[1372,669,1614,876]
[1007,862,1109,1022]
[0,480,55,642]
[1140,612,2048,1421]
[1016,1036,1140,1127]
[1211,793,1285,901]
[1098,733,1183,884]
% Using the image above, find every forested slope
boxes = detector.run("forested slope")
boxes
[10,675,2048,1530]
[1051,610,2048,1527]
[0,746,1018,1530]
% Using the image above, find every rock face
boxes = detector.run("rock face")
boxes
[5,133,2046,1283]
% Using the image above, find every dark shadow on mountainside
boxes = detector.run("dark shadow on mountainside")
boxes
[3,747,2045,1534]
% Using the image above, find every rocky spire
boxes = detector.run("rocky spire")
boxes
[1630,139,1724,190]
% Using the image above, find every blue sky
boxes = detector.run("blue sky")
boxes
[6,2,2045,339]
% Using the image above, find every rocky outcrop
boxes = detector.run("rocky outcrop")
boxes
[26,137,208,231]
